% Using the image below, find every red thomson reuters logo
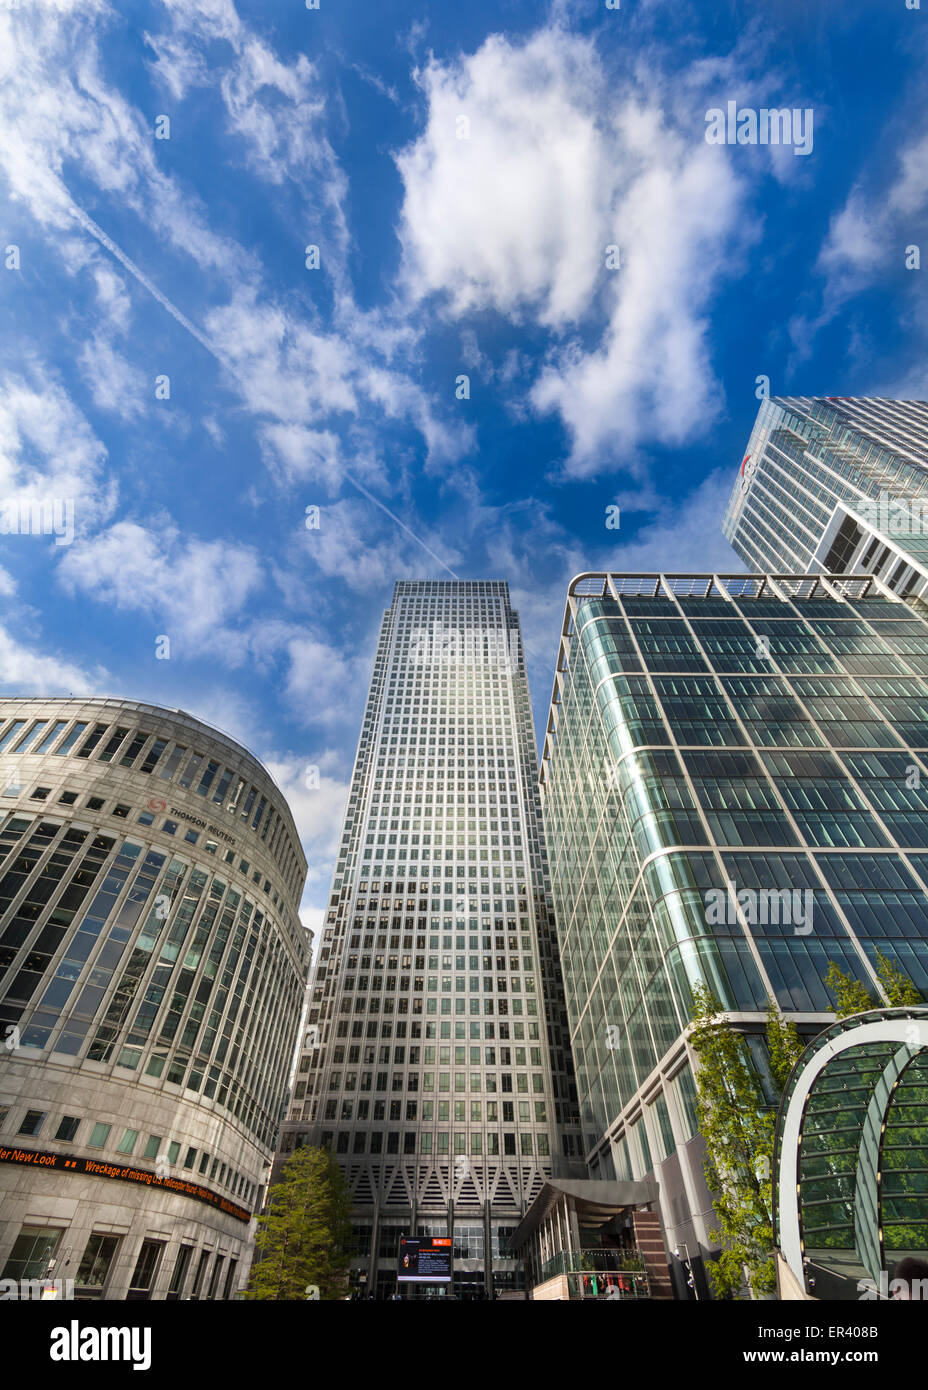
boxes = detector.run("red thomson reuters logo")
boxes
[149,798,167,813]
[740,454,757,492]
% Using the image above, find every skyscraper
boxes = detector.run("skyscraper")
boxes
[723,396,928,597]
[278,581,581,1299]
[539,570,928,1295]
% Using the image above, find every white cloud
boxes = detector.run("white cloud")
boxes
[0,367,117,534]
[91,264,132,334]
[886,130,928,219]
[290,497,461,592]
[259,425,343,491]
[205,289,472,476]
[395,27,751,476]
[206,290,358,425]
[592,469,745,574]
[0,4,250,276]
[143,32,208,101]
[57,519,263,658]
[78,334,147,420]
[397,32,607,326]
[791,127,928,359]
[0,0,471,527]
[146,1,349,259]
[0,621,106,696]
[281,634,363,726]
[236,617,368,729]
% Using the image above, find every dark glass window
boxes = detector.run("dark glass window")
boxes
[1,1225,61,1281]
[76,1234,120,1297]
[127,1239,164,1300]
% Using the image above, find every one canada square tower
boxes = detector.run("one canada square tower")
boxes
[277,581,581,1298]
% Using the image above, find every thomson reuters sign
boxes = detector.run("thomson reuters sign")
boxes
[740,453,758,492]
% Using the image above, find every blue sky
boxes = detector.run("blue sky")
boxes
[1,0,927,932]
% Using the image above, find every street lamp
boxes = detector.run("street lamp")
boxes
[673,1243,700,1300]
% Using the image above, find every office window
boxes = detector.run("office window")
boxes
[34,721,69,755]
[116,1127,139,1155]
[190,1249,211,1299]
[53,722,88,756]
[127,1239,165,1300]
[87,1122,112,1148]
[76,1234,121,1297]
[1,1226,61,1281]
[167,1244,194,1300]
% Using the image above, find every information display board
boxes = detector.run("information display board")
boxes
[397,1236,453,1283]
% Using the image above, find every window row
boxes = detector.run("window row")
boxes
[0,1105,257,1207]
[0,714,300,899]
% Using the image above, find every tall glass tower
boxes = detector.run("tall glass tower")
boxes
[278,581,581,1299]
[723,397,928,598]
[539,569,928,1293]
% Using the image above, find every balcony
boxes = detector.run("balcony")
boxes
[538,1249,650,1300]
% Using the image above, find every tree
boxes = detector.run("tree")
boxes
[824,955,922,1018]
[875,950,922,1007]
[689,984,776,1299]
[765,998,804,1093]
[245,1145,351,1300]
[824,961,875,1019]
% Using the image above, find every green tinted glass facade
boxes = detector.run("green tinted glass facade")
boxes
[541,573,928,1172]
[774,1010,928,1291]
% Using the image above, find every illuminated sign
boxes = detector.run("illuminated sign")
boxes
[0,1145,251,1223]
[397,1235,453,1283]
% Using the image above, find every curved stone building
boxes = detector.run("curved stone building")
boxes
[0,698,308,1300]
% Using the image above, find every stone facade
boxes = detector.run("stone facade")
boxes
[0,698,309,1299]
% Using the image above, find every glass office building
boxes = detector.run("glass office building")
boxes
[539,570,928,1291]
[278,581,581,1299]
[0,697,309,1299]
[723,396,928,599]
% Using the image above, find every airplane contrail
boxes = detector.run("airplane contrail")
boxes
[68,196,460,578]
[68,201,224,364]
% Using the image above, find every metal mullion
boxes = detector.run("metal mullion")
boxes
[722,589,905,1000]
[602,584,724,1051]
[751,580,928,859]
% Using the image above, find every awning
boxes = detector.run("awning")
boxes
[510,1177,659,1251]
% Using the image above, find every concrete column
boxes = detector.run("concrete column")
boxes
[568,1198,582,1257]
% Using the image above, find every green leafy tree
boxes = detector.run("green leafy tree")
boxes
[689,984,776,1300]
[765,998,804,1093]
[875,950,922,1007]
[824,955,921,1018]
[245,1145,351,1300]
[824,961,875,1018]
